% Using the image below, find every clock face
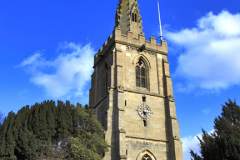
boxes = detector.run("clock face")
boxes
[138,104,152,119]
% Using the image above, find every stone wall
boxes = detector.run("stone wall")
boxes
[89,27,183,160]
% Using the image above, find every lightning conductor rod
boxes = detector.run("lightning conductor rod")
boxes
[157,1,163,41]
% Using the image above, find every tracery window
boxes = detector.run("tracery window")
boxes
[141,154,152,160]
[136,59,146,88]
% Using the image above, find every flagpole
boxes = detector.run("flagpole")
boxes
[157,1,163,41]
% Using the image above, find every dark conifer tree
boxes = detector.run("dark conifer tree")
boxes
[30,103,40,136]
[0,117,7,158]
[56,101,68,140]
[16,119,37,160]
[13,107,24,158]
[0,100,109,159]
[4,112,17,159]
[38,102,48,140]
[65,100,74,134]
[46,100,56,139]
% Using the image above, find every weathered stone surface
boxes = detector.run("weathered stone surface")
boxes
[89,0,183,159]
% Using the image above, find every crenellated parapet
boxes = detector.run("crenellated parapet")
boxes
[114,28,168,54]
[94,28,168,68]
[94,34,114,67]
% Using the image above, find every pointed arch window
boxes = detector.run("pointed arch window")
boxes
[141,154,152,160]
[136,59,146,88]
[132,12,137,22]
[132,12,134,22]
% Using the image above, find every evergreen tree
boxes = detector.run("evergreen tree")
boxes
[190,99,240,160]
[16,120,37,160]
[4,112,17,159]
[56,100,69,141]
[46,100,56,139]
[70,104,109,160]
[0,100,109,159]
[0,117,7,158]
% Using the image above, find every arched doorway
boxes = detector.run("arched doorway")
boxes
[137,150,156,160]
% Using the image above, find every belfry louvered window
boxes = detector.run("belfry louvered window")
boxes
[136,59,146,88]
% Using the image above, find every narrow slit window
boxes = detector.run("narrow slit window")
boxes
[143,120,147,127]
[142,96,146,102]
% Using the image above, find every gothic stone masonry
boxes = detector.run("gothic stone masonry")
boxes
[89,0,183,159]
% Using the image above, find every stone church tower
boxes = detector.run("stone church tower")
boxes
[89,0,183,159]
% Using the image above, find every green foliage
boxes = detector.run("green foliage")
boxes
[190,99,240,160]
[0,100,109,160]
[70,105,109,160]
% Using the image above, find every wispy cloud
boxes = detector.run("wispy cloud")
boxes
[202,108,210,114]
[165,11,240,92]
[19,53,42,66]
[19,42,95,102]
[17,89,29,100]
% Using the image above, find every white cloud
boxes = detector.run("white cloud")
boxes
[182,133,201,160]
[202,108,210,114]
[19,53,42,66]
[182,129,214,160]
[19,42,95,100]
[165,11,240,92]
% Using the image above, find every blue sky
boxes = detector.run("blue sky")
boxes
[1,0,240,159]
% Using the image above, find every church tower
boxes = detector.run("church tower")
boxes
[89,0,183,159]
